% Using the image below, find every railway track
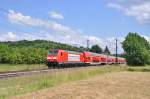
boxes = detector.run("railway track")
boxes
[0,65,103,79]
[0,69,49,79]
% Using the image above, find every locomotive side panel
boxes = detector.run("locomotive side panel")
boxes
[68,54,80,62]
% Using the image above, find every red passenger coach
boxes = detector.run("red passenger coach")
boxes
[83,52,93,64]
[46,49,84,67]
[99,54,107,64]
[83,52,107,65]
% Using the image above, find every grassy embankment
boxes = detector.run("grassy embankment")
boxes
[0,65,149,99]
[0,64,48,73]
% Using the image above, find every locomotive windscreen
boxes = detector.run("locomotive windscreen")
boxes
[48,50,58,56]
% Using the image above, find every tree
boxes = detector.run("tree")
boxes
[0,45,10,63]
[122,33,150,66]
[90,45,102,53]
[104,46,110,55]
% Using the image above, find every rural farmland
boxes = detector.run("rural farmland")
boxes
[1,0,150,99]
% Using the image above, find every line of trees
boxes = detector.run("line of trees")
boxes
[0,45,46,64]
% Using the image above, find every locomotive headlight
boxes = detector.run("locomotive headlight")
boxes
[52,57,57,59]
[47,57,57,59]
[47,57,51,59]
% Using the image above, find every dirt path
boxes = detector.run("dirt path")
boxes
[13,72,150,99]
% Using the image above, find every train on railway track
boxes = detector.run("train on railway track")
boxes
[46,49,126,67]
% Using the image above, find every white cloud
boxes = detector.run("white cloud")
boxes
[48,11,64,20]
[8,10,75,35]
[125,2,150,24]
[7,32,17,40]
[0,32,18,41]
[108,1,150,24]
[8,10,45,26]
[7,10,85,45]
[6,10,126,54]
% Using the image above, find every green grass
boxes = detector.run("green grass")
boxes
[127,66,150,72]
[0,65,150,99]
[0,64,48,73]
[0,65,126,99]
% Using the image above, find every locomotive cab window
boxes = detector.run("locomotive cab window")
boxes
[48,50,58,56]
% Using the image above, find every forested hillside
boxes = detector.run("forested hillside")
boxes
[0,40,82,64]
[0,40,81,50]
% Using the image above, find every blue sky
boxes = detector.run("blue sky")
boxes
[0,0,150,53]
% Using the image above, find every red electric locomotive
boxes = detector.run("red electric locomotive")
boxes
[46,49,85,67]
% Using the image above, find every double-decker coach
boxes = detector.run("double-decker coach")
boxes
[83,52,107,65]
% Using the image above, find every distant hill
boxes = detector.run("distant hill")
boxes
[0,40,81,51]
